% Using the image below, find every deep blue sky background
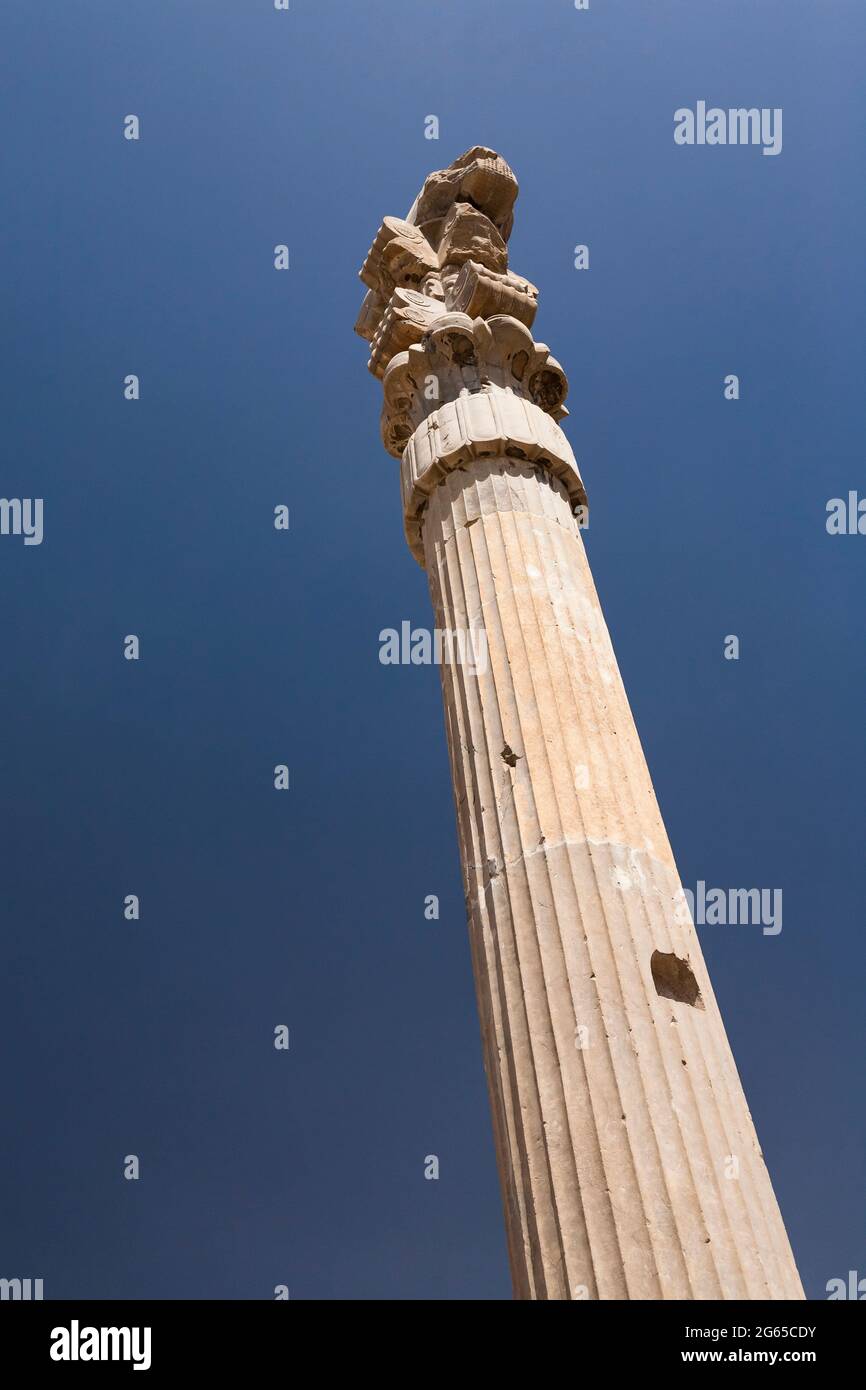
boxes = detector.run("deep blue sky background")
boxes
[2,1,864,1300]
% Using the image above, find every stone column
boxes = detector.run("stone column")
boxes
[356,149,803,1301]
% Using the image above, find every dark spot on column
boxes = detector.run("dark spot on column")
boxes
[651,950,704,1009]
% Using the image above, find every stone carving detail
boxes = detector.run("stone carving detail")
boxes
[360,216,439,300]
[436,201,508,275]
[400,391,587,565]
[450,260,538,329]
[354,289,385,343]
[355,146,583,564]
[381,313,569,452]
[406,146,518,244]
[368,288,445,381]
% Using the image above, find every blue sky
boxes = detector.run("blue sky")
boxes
[1,0,864,1299]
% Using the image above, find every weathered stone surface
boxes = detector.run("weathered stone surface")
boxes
[400,392,586,564]
[354,288,386,343]
[355,147,526,351]
[379,312,573,479]
[450,260,539,329]
[406,145,518,244]
[360,216,440,299]
[355,149,803,1301]
[367,288,445,380]
[436,201,509,275]
[422,461,803,1300]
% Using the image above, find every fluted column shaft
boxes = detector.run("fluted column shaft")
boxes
[423,457,803,1301]
[355,144,802,1301]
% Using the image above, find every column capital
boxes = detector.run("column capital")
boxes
[356,149,585,565]
[397,365,587,565]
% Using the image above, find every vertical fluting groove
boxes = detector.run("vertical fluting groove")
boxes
[528,483,795,1295]
[439,478,692,1301]
[433,472,697,1298]
[497,479,706,1298]
[503,482,702,1298]
[436,544,551,1295]
[421,459,803,1301]
[541,513,793,1297]
[448,473,600,1299]
[482,493,627,1297]
[443,479,584,1297]
[528,506,750,1298]
[484,486,657,1298]
[433,476,656,1298]
[524,497,724,1297]
[432,492,562,1294]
